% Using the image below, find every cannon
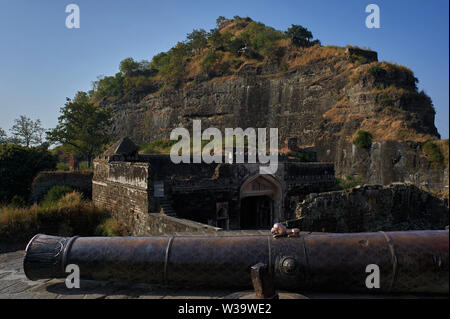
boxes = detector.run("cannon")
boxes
[23,230,448,295]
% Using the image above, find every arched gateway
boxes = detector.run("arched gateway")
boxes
[239,174,283,229]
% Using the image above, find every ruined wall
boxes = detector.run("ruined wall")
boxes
[30,171,93,203]
[92,159,152,235]
[92,154,335,234]
[290,183,449,232]
[146,213,221,235]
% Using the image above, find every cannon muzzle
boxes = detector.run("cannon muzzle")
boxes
[23,230,449,294]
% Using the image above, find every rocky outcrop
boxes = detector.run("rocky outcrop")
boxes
[106,46,447,191]
[289,183,449,232]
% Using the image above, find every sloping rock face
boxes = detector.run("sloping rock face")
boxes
[291,183,449,232]
[107,49,446,190]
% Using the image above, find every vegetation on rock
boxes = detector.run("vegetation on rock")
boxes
[422,140,445,167]
[353,130,373,149]
[335,175,364,190]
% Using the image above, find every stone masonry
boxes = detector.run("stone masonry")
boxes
[289,183,449,233]
[92,138,335,235]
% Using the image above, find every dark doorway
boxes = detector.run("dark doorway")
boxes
[240,196,272,229]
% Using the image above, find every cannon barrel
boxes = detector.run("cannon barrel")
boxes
[23,230,449,294]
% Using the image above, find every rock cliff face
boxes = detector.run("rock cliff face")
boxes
[107,46,447,191]
[291,183,449,232]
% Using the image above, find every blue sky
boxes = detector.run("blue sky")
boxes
[0,0,448,138]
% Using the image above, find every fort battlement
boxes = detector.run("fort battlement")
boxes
[92,138,335,235]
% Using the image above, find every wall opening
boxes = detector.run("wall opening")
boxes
[240,195,273,229]
[239,174,282,229]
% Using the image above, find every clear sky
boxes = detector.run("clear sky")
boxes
[0,0,448,138]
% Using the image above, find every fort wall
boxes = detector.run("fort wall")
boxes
[30,171,93,203]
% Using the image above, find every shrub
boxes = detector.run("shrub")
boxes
[41,185,74,205]
[353,130,373,149]
[96,218,129,236]
[56,162,70,171]
[0,192,113,243]
[0,144,57,204]
[379,94,393,107]
[368,65,387,79]
[201,51,220,75]
[422,141,444,166]
[335,176,364,190]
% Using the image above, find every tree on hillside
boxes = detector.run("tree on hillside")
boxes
[0,128,6,144]
[286,25,314,46]
[46,91,112,168]
[119,58,151,76]
[216,16,226,28]
[186,29,208,54]
[10,115,45,147]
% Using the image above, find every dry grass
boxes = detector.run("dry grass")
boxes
[285,44,346,69]
[0,192,127,243]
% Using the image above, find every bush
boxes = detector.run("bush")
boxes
[368,65,387,79]
[41,185,74,205]
[201,51,220,75]
[422,141,444,166]
[353,130,373,149]
[56,162,70,171]
[140,139,179,154]
[0,192,115,243]
[0,144,57,204]
[96,218,129,236]
[335,176,364,190]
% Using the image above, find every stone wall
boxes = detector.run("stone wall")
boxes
[288,183,449,232]
[92,153,335,234]
[92,159,151,235]
[146,214,221,235]
[317,140,449,192]
[30,171,93,203]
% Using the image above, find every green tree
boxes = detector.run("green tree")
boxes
[154,42,189,88]
[353,130,373,149]
[286,25,314,46]
[119,58,151,76]
[208,28,226,50]
[10,115,45,147]
[216,16,227,28]
[0,144,57,203]
[119,57,141,76]
[0,128,6,144]
[46,92,112,168]
[186,29,208,54]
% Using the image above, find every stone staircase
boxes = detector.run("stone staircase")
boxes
[159,198,176,217]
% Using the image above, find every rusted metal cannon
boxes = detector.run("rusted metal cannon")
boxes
[23,230,448,294]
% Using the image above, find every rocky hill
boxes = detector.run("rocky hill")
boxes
[86,16,448,191]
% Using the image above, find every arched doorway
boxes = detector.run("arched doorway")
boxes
[239,174,282,229]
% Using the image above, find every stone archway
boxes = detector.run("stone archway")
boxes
[239,174,283,229]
